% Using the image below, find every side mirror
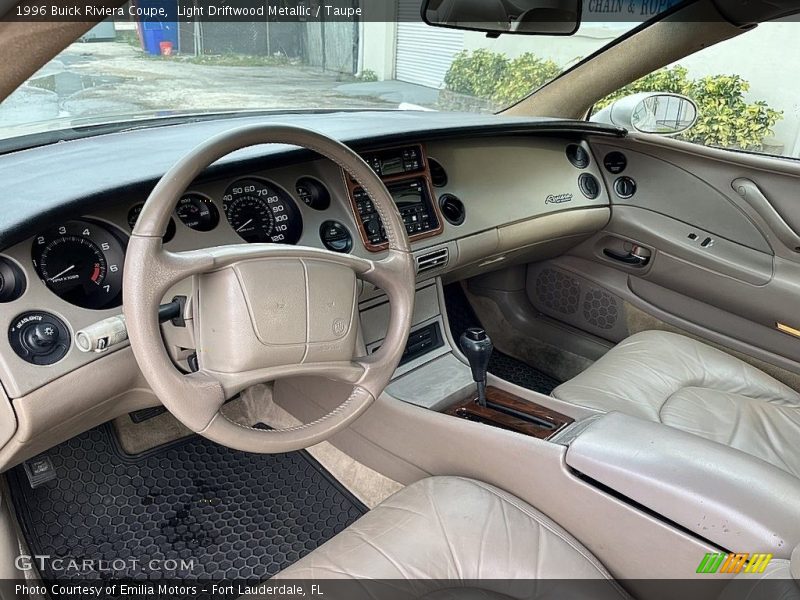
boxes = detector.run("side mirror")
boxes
[421,0,581,36]
[591,93,698,136]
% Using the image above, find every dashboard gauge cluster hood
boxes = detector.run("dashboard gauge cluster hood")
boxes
[0,111,623,250]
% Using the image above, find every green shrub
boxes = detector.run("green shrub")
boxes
[493,53,561,106]
[442,49,559,109]
[443,49,510,100]
[356,69,379,82]
[595,66,782,151]
[443,53,782,150]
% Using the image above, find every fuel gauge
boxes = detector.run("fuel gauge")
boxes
[176,193,220,232]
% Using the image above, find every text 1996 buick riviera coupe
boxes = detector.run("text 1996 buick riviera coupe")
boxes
[0,1,799,598]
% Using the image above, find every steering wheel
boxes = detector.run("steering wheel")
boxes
[123,125,415,453]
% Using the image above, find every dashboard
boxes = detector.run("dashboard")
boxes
[10,144,448,318]
[0,113,619,401]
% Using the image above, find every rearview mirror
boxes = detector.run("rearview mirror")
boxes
[591,93,698,136]
[421,0,581,36]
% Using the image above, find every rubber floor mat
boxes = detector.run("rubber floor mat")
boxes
[7,424,366,584]
[444,283,561,395]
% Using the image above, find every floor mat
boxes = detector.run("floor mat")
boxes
[8,424,366,585]
[444,283,561,395]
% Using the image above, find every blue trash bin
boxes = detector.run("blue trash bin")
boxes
[141,27,165,56]
[136,0,178,55]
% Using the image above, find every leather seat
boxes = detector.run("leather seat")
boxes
[552,331,800,477]
[276,476,626,597]
[273,475,800,597]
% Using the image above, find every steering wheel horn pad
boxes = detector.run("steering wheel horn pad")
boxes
[123,125,415,453]
[196,257,359,374]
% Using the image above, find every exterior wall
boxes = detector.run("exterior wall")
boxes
[462,24,618,66]
[360,21,398,79]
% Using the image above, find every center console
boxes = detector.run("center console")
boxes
[370,279,800,558]
[346,144,443,251]
[445,326,574,440]
[360,275,577,442]
[565,411,800,557]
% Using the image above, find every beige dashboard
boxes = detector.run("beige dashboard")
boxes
[0,136,610,404]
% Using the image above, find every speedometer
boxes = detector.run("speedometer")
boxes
[32,219,126,310]
[223,178,303,244]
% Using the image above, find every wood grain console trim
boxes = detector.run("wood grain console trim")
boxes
[445,386,574,440]
[342,143,445,252]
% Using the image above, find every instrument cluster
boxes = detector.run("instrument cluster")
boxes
[26,143,445,310]
[33,177,312,310]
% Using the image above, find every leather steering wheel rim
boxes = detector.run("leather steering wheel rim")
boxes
[123,125,415,453]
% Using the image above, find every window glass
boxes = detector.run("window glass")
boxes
[596,21,795,158]
[0,10,633,141]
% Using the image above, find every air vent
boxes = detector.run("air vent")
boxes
[439,193,465,226]
[416,248,450,275]
[578,173,600,199]
[429,158,448,187]
[566,144,590,169]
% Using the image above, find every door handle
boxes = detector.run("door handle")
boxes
[603,245,651,266]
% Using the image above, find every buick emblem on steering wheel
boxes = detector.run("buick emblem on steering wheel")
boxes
[332,318,347,337]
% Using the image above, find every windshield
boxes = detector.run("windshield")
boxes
[0,14,636,142]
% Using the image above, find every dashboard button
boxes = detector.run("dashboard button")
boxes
[25,322,59,350]
[319,220,353,253]
[604,151,628,174]
[9,311,70,365]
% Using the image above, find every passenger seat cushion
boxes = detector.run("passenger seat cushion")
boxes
[661,388,800,478]
[551,331,800,422]
[274,476,623,587]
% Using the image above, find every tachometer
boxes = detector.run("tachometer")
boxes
[32,219,127,310]
[223,178,303,244]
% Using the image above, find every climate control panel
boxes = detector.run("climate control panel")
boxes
[353,179,439,246]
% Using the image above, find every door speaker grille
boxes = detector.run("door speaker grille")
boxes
[528,264,626,341]
[534,268,580,315]
[583,288,619,330]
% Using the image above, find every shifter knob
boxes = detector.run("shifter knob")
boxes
[459,327,493,407]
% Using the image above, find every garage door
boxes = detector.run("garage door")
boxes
[395,0,464,89]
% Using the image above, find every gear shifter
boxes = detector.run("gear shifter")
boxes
[459,327,493,407]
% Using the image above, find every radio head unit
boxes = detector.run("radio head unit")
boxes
[362,146,424,178]
[346,144,444,251]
